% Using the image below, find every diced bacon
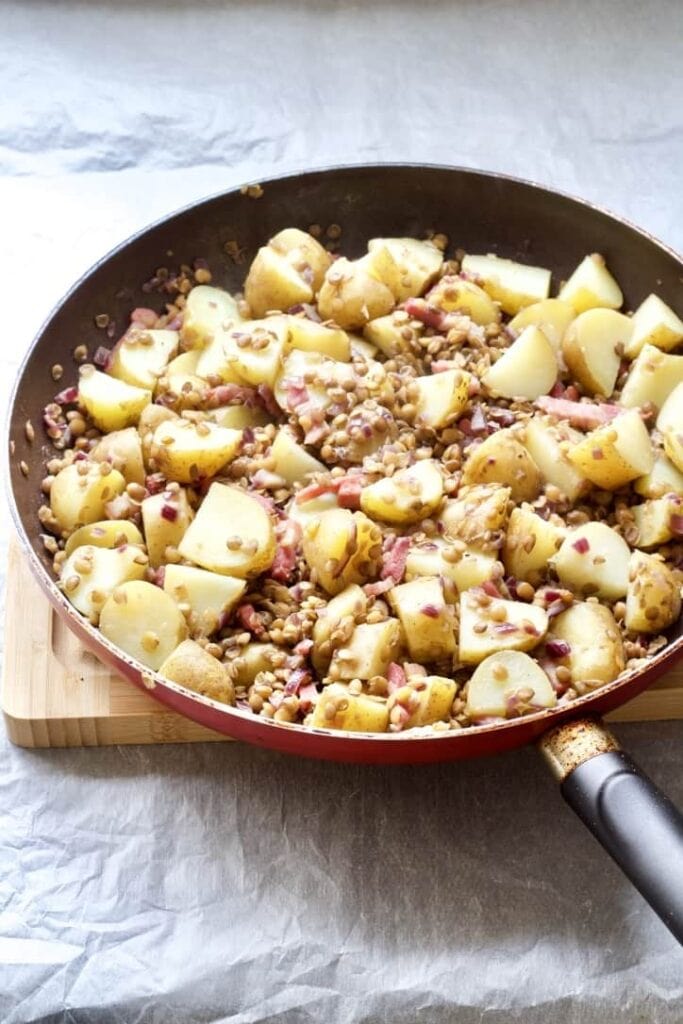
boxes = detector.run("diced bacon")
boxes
[251,468,286,490]
[431,360,457,374]
[269,690,285,710]
[404,298,448,330]
[337,476,363,509]
[145,472,167,494]
[130,307,158,328]
[364,578,395,598]
[298,680,319,710]
[481,580,502,598]
[404,662,427,678]
[470,406,488,434]
[236,603,265,637]
[249,490,279,515]
[285,377,310,411]
[387,662,407,693]
[270,519,302,583]
[380,536,410,584]
[284,667,313,696]
[293,637,313,658]
[205,383,258,408]
[535,396,622,430]
[304,422,328,446]
[235,698,251,711]
[256,384,281,417]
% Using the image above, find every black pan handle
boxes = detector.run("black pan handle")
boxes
[539,718,683,944]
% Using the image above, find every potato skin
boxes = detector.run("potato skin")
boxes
[625,552,681,633]
[461,430,542,503]
[550,602,625,686]
[159,639,235,704]
[317,258,395,329]
[302,509,383,596]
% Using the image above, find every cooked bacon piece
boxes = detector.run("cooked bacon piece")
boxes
[130,307,158,328]
[205,383,257,408]
[236,603,265,637]
[337,475,363,509]
[535,396,621,430]
[404,298,448,330]
[380,536,410,584]
[387,662,407,693]
[270,519,302,582]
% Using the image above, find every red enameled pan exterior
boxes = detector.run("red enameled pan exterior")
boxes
[8,164,683,764]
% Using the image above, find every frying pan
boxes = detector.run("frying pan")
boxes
[6,164,683,941]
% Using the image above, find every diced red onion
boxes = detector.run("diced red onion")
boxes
[53,386,78,405]
[546,639,571,658]
[161,503,178,522]
[420,604,440,619]
[93,346,112,369]
[481,580,501,598]
[572,537,590,553]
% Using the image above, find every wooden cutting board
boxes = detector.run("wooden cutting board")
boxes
[3,539,683,748]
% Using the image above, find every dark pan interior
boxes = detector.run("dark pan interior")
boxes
[9,164,683,657]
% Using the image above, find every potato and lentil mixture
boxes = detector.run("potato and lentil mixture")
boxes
[37,226,683,733]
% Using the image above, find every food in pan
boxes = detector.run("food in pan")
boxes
[35,225,683,734]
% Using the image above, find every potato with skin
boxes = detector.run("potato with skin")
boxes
[210,404,270,430]
[181,285,242,350]
[558,253,623,313]
[625,551,681,634]
[99,580,188,671]
[245,246,314,318]
[405,542,498,595]
[50,463,126,535]
[440,484,511,550]
[508,299,575,355]
[328,620,403,681]
[632,494,683,549]
[163,564,246,635]
[459,592,548,664]
[90,427,145,486]
[310,683,389,732]
[483,326,557,400]
[317,257,395,330]
[270,426,326,485]
[366,237,443,301]
[619,345,683,411]
[274,349,353,413]
[567,409,654,489]
[141,488,194,568]
[562,309,632,398]
[624,293,683,358]
[466,651,556,719]
[550,602,625,685]
[360,459,444,525]
[389,577,457,662]
[139,404,178,465]
[285,316,351,361]
[461,429,542,503]
[229,317,289,388]
[161,349,207,401]
[269,227,332,291]
[60,544,147,622]
[65,519,144,556]
[426,275,500,325]
[287,489,340,530]
[388,676,457,728]
[503,506,564,584]
[159,639,235,704]
[194,328,244,384]
[109,329,179,390]
[552,522,630,600]
[460,253,551,315]
[78,365,151,432]
[179,483,276,578]
[363,312,424,357]
[523,416,589,502]
[312,584,367,673]
[232,643,284,686]
[302,508,382,595]
[412,369,470,429]
[152,419,241,483]
[634,453,683,498]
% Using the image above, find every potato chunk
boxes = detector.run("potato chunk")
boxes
[245,246,313,318]
[466,651,556,719]
[64,519,144,556]
[361,459,444,525]
[50,463,126,534]
[269,227,332,291]
[562,309,631,398]
[141,488,193,568]
[312,584,367,673]
[508,299,575,355]
[412,369,470,429]
[619,345,683,411]
[440,484,510,550]
[558,253,623,313]
[460,253,551,315]
[366,237,442,301]
[461,429,542,503]
[317,257,395,330]
[310,683,389,732]
[210,404,270,430]
[363,311,424,357]
[181,285,242,350]
[231,643,285,685]
[459,591,548,664]
[632,494,683,549]
[60,544,147,622]
[389,577,457,662]
[624,293,683,358]
[503,505,564,584]
[483,326,557,400]
[567,409,653,489]
[159,639,235,704]
[109,329,178,390]
[274,349,355,413]
[634,454,683,499]
[178,483,276,578]
[426,275,500,325]
[388,675,457,728]
[302,508,382,595]
[152,419,241,483]
[164,564,246,635]
[625,551,681,634]
[328,619,403,680]
[90,427,145,486]
[405,542,498,594]
[270,427,325,485]
[522,416,588,502]
[285,316,351,361]
[99,580,188,671]
[229,317,289,388]
[655,381,683,436]
[553,523,630,600]
[78,366,151,432]
[550,602,625,685]
[194,328,243,384]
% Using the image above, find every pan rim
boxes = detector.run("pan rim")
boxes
[7,161,683,750]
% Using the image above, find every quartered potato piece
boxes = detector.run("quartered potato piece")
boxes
[310,683,389,732]
[625,551,681,634]
[181,285,242,350]
[109,329,179,390]
[508,298,575,354]
[90,427,145,486]
[312,584,367,674]
[405,542,498,595]
[389,577,457,662]
[60,544,147,622]
[460,253,551,315]
[328,619,403,681]
[161,349,206,400]
[558,254,623,313]
[459,591,548,664]
[440,484,511,550]
[567,409,653,489]
[632,494,683,549]
[141,488,194,567]
[65,520,144,556]
[270,427,326,485]
[461,429,542,503]
[151,418,241,483]
[164,564,246,635]
[274,349,351,413]
[285,316,351,361]
[412,369,470,429]
[302,508,382,595]
[624,293,683,358]
[229,317,289,387]
[210,404,270,430]
[50,463,126,535]
[78,365,151,432]
[552,522,630,600]
[466,651,556,719]
[159,639,235,704]
[619,345,683,411]
[245,246,314,318]
[363,311,424,357]
[634,453,683,499]
[231,643,285,686]
[99,580,188,671]
[388,675,457,728]
[269,227,332,290]
[549,602,625,685]
[317,257,395,330]
[522,416,588,502]
[562,309,631,398]
[178,483,276,578]
[483,326,557,400]
[360,459,444,525]
[503,505,564,584]
[426,275,500,325]
[365,237,443,301]
[287,488,340,530]
[195,328,244,383]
